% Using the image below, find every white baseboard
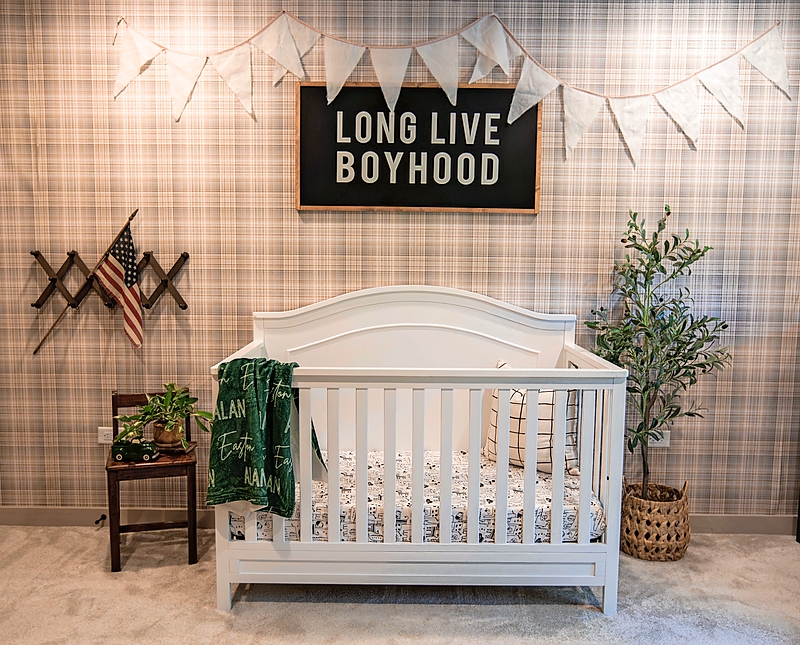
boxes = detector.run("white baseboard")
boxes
[0,507,796,535]
[0,506,216,529]
[690,514,797,535]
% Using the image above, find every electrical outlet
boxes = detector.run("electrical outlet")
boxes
[649,430,670,448]
[98,426,114,444]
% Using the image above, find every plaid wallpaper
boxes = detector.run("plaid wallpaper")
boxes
[1,0,798,516]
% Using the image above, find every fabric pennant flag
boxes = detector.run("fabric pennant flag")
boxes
[698,58,744,127]
[210,44,253,115]
[506,34,523,61]
[656,79,702,146]
[608,96,653,164]
[470,53,498,84]
[563,86,605,159]
[417,36,460,106]
[742,28,791,99]
[166,51,207,121]
[114,25,164,97]
[370,48,412,112]
[461,15,511,75]
[324,37,365,104]
[508,58,561,124]
[251,13,305,80]
[469,31,523,83]
[273,15,321,86]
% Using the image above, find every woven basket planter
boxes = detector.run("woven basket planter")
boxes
[621,479,691,561]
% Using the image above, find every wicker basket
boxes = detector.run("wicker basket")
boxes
[620,478,691,561]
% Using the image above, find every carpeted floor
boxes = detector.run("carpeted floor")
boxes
[0,525,798,644]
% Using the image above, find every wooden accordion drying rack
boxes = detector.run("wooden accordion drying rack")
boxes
[30,249,189,311]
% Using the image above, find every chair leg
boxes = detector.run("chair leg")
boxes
[187,464,198,565]
[107,472,121,572]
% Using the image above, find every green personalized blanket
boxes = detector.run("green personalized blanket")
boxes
[207,358,326,518]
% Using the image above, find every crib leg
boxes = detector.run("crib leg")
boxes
[215,506,233,611]
[217,580,232,611]
[601,582,618,615]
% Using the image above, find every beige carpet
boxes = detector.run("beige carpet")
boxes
[0,525,798,644]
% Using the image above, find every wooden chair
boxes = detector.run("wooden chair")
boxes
[106,391,198,572]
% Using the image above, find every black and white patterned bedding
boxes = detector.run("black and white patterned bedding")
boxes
[229,451,606,543]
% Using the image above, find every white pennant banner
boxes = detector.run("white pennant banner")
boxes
[507,58,561,124]
[416,36,460,106]
[370,48,412,112]
[166,51,207,121]
[742,28,791,98]
[655,80,701,146]
[608,96,653,164]
[324,38,366,104]
[273,15,320,86]
[114,14,791,165]
[251,13,305,81]
[563,87,605,159]
[698,57,744,126]
[461,16,511,75]
[114,25,164,97]
[209,44,253,116]
[470,31,523,83]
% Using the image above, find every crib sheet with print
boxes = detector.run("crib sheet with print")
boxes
[229,451,606,543]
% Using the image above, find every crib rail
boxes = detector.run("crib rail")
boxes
[280,367,626,549]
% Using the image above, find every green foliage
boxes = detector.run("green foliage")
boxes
[115,382,214,450]
[586,206,730,499]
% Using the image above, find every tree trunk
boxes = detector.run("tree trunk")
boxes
[640,440,650,501]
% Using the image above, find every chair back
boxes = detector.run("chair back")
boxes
[111,391,192,441]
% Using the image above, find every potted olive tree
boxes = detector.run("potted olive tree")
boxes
[115,383,213,451]
[586,206,729,561]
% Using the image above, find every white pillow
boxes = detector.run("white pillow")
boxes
[483,361,581,474]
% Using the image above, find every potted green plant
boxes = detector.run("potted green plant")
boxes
[115,383,213,451]
[586,206,730,561]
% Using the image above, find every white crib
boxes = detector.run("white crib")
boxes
[210,286,627,613]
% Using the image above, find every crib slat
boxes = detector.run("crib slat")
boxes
[578,390,596,544]
[356,388,369,544]
[550,390,567,545]
[522,389,539,544]
[440,389,453,544]
[384,389,397,544]
[299,388,313,542]
[411,388,425,544]
[598,390,612,514]
[593,391,604,496]
[272,514,286,543]
[467,389,481,544]
[495,388,510,545]
[327,388,340,543]
[244,510,257,542]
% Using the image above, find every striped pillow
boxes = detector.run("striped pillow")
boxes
[483,361,580,474]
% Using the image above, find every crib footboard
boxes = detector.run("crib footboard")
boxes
[216,522,610,607]
[213,367,626,614]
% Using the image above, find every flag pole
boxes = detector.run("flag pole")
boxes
[33,209,139,355]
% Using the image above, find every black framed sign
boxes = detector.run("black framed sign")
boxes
[296,83,541,213]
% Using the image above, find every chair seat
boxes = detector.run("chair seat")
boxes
[106,443,197,478]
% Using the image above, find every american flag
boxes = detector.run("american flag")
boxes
[94,224,143,348]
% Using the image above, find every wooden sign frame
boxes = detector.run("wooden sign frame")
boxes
[296,83,542,214]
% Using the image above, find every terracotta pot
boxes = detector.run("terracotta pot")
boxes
[152,421,184,449]
[620,479,691,562]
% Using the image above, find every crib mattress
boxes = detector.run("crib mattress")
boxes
[229,451,606,543]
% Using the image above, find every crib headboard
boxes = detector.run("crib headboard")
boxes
[246,286,576,370]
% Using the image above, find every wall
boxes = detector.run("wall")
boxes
[1,0,798,517]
